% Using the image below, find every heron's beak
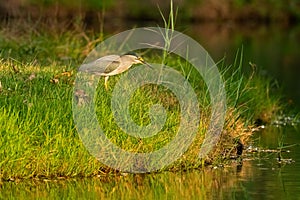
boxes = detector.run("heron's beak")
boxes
[143,61,153,69]
[139,58,153,69]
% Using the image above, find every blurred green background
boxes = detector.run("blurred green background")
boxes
[1,0,300,23]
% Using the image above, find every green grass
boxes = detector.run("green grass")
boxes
[0,19,283,180]
[0,62,100,179]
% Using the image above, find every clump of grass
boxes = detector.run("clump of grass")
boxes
[0,61,103,180]
[223,50,281,125]
[0,17,283,180]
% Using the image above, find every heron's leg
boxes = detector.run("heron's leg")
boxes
[104,76,109,90]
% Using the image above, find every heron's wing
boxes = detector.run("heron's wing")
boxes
[79,55,121,75]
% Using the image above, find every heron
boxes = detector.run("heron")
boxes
[79,52,151,90]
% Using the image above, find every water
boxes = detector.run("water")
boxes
[1,23,300,199]
[186,23,300,107]
[238,125,300,199]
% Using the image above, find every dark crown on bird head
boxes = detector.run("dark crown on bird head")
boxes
[122,52,140,58]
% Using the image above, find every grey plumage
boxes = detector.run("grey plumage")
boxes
[78,53,151,90]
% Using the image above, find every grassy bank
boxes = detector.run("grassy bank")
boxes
[0,20,281,181]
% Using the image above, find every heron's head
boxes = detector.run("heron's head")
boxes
[121,52,152,68]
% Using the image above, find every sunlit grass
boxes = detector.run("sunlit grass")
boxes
[0,20,283,180]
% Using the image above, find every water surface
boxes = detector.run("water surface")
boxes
[186,23,300,107]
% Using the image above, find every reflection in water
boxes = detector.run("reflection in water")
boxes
[0,164,252,199]
[186,23,300,108]
[247,125,300,199]
[1,123,300,200]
